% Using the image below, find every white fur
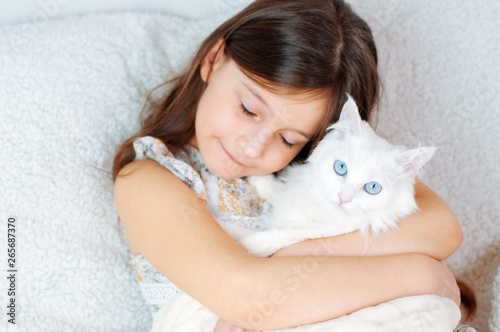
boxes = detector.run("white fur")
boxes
[249,95,436,235]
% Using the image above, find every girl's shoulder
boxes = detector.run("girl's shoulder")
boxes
[113,149,208,256]
[130,136,208,202]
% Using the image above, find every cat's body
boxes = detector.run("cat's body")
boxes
[248,95,436,235]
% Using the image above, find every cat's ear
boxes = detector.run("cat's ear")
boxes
[335,94,363,135]
[398,146,437,177]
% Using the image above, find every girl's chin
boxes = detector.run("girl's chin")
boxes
[214,171,245,180]
[206,161,247,180]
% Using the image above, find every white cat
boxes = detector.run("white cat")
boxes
[248,94,436,237]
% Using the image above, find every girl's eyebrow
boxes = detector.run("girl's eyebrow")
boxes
[241,81,313,140]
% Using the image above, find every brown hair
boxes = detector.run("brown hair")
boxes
[112,0,380,181]
[458,279,477,321]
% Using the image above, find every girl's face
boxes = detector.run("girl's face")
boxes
[190,51,327,180]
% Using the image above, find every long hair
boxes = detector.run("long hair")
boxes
[112,0,380,181]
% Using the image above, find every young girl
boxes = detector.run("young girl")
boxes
[112,0,463,330]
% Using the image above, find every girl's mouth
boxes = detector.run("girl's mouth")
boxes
[219,140,247,167]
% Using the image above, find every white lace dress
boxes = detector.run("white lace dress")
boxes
[127,136,270,314]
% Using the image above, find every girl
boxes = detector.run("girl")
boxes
[112,0,463,330]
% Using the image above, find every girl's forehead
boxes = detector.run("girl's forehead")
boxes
[242,77,327,129]
[265,94,327,140]
[235,66,326,106]
[237,62,328,103]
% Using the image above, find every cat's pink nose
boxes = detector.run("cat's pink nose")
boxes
[339,187,354,205]
[338,196,351,205]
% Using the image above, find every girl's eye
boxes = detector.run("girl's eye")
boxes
[364,181,382,195]
[280,135,293,148]
[333,160,348,176]
[239,103,257,117]
[239,103,293,149]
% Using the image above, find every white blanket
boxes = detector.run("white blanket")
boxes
[153,292,458,332]
[151,225,460,332]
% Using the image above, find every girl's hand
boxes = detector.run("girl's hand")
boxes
[213,318,261,332]
[432,260,461,306]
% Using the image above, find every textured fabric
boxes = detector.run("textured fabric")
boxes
[0,11,228,332]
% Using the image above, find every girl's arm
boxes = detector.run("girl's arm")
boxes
[275,182,463,260]
[114,160,459,330]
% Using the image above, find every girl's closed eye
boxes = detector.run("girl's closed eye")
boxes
[239,103,257,117]
[240,102,293,148]
[280,135,293,148]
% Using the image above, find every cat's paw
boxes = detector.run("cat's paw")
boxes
[247,174,276,201]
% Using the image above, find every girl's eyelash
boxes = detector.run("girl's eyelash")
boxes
[280,135,293,148]
[239,103,256,117]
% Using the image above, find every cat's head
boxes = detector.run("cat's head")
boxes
[307,95,436,231]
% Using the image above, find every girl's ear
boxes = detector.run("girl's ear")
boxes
[200,38,226,83]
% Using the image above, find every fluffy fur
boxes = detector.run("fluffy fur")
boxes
[249,95,436,235]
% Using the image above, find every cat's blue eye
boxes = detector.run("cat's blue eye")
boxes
[333,160,348,176]
[364,181,382,195]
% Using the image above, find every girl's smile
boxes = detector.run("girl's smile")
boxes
[219,139,247,167]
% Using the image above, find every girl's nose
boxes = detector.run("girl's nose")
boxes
[241,138,266,159]
[238,128,272,158]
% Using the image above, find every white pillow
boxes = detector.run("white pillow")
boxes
[1,0,220,26]
[0,12,225,331]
